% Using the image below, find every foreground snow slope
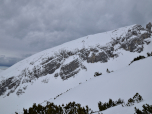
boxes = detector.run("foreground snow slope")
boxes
[52,56,152,114]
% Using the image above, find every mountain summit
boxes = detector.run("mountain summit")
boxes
[0,23,152,114]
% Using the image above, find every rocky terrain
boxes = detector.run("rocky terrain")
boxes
[0,23,151,97]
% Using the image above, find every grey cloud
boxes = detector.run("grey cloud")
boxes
[0,56,22,67]
[0,0,152,67]
[0,54,32,67]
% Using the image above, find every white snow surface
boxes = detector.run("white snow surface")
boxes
[0,24,152,114]
[52,57,152,114]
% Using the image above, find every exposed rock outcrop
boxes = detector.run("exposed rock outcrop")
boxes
[0,76,21,96]
[146,22,152,33]
[60,59,80,80]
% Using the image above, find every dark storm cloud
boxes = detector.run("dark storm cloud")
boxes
[0,55,21,67]
[0,0,152,67]
[0,54,32,67]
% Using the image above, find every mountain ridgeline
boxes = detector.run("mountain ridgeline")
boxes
[0,23,152,98]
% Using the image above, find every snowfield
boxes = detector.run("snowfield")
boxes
[0,24,152,114]
[52,56,152,114]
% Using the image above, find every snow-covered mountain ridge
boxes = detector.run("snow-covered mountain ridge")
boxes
[0,23,152,113]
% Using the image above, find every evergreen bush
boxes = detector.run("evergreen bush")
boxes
[98,98,124,111]
[94,72,102,77]
[106,69,110,73]
[134,104,152,114]
[125,93,143,106]
[22,101,91,114]
[129,55,146,65]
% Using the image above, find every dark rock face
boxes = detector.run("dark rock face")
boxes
[78,48,90,61]
[42,60,61,75]
[146,22,152,32]
[0,76,21,96]
[124,33,150,52]
[121,38,143,52]
[86,46,116,63]
[60,59,80,80]
[112,25,151,53]
[96,52,109,62]
[141,32,151,39]
[87,52,108,63]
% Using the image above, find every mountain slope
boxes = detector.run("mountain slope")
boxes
[51,56,152,114]
[0,24,152,114]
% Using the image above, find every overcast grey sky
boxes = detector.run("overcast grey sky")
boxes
[0,0,152,67]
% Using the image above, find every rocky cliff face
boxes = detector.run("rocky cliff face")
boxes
[0,23,151,97]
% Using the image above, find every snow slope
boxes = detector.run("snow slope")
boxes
[0,24,136,80]
[0,24,151,114]
[50,56,152,114]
